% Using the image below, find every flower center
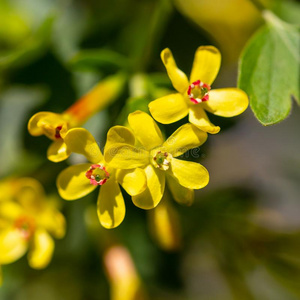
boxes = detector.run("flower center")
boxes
[14,216,36,240]
[85,164,110,186]
[152,151,172,171]
[187,80,211,104]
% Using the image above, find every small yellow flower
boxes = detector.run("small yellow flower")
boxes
[149,46,249,134]
[0,177,65,271]
[28,73,126,162]
[105,111,209,209]
[28,111,74,162]
[56,127,147,229]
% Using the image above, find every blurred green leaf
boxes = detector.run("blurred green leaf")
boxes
[272,0,300,25]
[69,49,129,71]
[0,87,46,176]
[238,11,299,125]
[0,16,53,72]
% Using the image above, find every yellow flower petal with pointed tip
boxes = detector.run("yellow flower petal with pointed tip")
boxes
[169,158,209,189]
[0,228,27,265]
[189,106,220,134]
[27,228,54,269]
[47,140,70,163]
[97,178,125,229]
[105,126,135,152]
[163,123,207,157]
[148,93,189,124]
[105,144,149,169]
[202,88,249,117]
[161,48,190,94]
[116,168,147,196]
[166,174,194,206]
[128,111,164,150]
[56,163,97,200]
[132,165,165,209]
[64,128,103,164]
[190,46,221,85]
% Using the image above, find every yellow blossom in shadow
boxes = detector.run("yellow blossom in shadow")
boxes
[0,177,66,280]
[104,245,148,300]
[148,192,182,252]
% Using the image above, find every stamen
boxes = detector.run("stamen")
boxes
[152,150,172,171]
[55,126,63,139]
[85,164,110,186]
[187,80,211,104]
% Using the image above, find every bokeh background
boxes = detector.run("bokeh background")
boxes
[0,0,300,299]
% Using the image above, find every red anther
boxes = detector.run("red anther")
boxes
[55,126,63,139]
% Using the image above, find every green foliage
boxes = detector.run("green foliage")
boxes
[0,16,53,73]
[69,49,129,72]
[238,11,299,125]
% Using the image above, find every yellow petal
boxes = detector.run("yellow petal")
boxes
[97,178,125,229]
[190,46,221,85]
[116,168,147,196]
[0,202,22,221]
[14,177,45,214]
[163,123,207,157]
[28,228,54,269]
[203,88,249,117]
[0,228,27,265]
[132,165,165,209]
[104,126,135,153]
[161,48,189,94]
[148,193,182,251]
[148,93,189,124]
[47,140,71,162]
[169,158,209,189]
[166,174,194,206]
[105,143,149,169]
[28,112,68,140]
[28,112,53,136]
[189,106,220,134]
[38,210,66,239]
[64,128,103,164]
[56,163,97,200]
[128,111,163,150]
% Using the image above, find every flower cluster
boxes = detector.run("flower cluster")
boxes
[28,46,248,229]
[0,177,65,284]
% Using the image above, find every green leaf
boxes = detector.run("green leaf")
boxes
[0,87,47,176]
[0,16,53,72]
[69,49,129,71]
[238,11,299,125]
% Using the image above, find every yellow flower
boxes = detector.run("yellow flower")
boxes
[28,111,74,162]
[149,46,249,134]
[0,177,65,271]
[56,127,147,229]
[105,111,209,209]
[28,73,126,162]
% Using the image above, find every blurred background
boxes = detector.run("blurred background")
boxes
[0,0,300,299]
